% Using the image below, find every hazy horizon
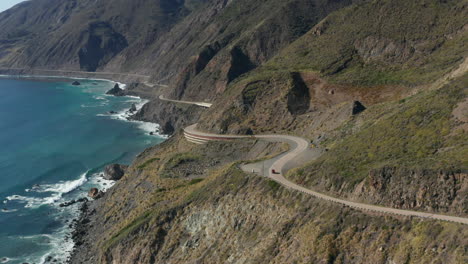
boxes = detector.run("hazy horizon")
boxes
[0,0,27,13]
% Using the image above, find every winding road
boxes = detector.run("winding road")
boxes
[185,124,468,225]
[159,95,212,108]
[167,96,468,225]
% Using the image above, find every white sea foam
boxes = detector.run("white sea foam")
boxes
[1,208,18,213]
[88,172,115,192]
[116,81,127,89]
[0,257,13,263]
[6,194,61,208]
[34,172,88,194]
[0,74,125,88]
[97,97,168,138]
[93,95,107,101]
[19,227,75,264]
[7,172,88,208]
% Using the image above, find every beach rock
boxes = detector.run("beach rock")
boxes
[88,188,103,199]
[59,198,89,208]
[106,83,125,96]
[59,200,76,207]
[109,110,117,114]
[72,81,81,86]
[129,103,137,113]
[103,164,128,180]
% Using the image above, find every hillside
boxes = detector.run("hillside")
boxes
[0,0,467,263]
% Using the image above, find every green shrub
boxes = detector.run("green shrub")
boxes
[137,157,160,170]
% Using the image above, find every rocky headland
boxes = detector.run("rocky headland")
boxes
[0,0,466,263]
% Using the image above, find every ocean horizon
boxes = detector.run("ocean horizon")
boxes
[0,77,165,264]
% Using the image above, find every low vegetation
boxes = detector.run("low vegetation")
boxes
[290,74,467,189]
[137,157,160,170]
[164,153,201,170]
[267,0,467,86]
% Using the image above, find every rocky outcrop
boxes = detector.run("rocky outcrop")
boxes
[129,103,137,113]
[103,164,129,181]
[72,81,81,86]
[131,99,204,135]
[59,198,88,208]
[287,72,311,115]
[78,22,128,72]
[70,161,468,264]
[88,188,104,199]
[352,167,468,216]
[351,101,366,115]
[106,84,124,96]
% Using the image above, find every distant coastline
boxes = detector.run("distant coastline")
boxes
[0,68,150,84]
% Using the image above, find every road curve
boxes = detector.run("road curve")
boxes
[184,124,468,225]
[159,95,212,108]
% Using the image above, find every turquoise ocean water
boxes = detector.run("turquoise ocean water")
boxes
[0,77,165,263]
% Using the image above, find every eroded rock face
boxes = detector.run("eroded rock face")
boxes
[106,84,125,96]
[78,22,128,72]
[103,164,129,181]
[287,72,311,115]
[129,103,137,113]
[352,167,468,215]
[88,188,103,199]
[131,99,204,135]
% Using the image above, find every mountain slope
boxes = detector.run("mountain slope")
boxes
[0,0,467,263]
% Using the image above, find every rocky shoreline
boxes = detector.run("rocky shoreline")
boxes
[65,81,203,262]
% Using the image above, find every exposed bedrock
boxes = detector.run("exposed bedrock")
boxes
[131,99,205,135]
[78,22,128,72]
[104,164,129,181]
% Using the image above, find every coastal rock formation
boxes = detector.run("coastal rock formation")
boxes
[88,188,103,199]
[106,84,124,96]
[72,81,81,86]
[59,198,88,208]
[132,99,204,135]
[69,138,468,263]
[129,103,137,113]
[103,164,129,181]
[0,0,466,263]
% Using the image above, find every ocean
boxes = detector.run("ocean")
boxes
[0,77,165,264]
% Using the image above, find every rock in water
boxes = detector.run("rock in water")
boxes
[352,101,366,115]
[72,81,81,85]
[106,83,124,95]
[88,188,103,199]
[103,164,129,180]
[129,103,137,113]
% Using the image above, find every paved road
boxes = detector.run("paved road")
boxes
[184,124,468,225]
[159,95,212,108]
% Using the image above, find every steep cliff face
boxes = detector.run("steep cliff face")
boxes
[0,0,356,101]
[0,0,196,71]
[2,0,467,263]
[70,136,467,264]
[287,75,468,215]
[78,22,128,72]
[132,100,205,135]
[353,167,467,216]
[163,0,357,101]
